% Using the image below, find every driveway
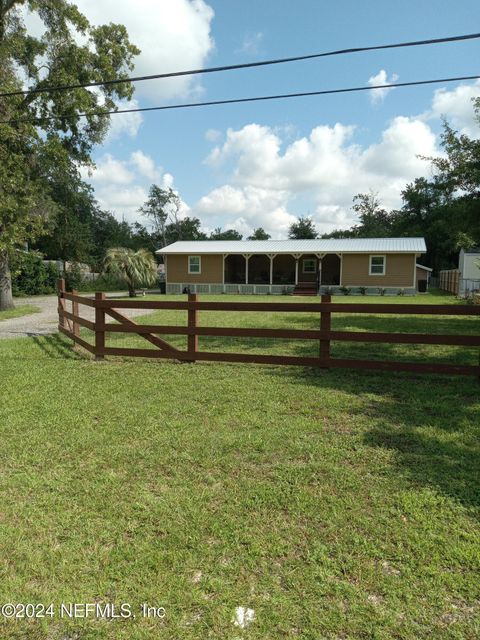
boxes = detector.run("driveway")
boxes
[0,293,157,339]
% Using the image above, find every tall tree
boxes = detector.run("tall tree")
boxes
[0,0,139,310]
[351,192,393,237]
[140,185,181,248]
[248,227,271,240]
[288,216,317,239]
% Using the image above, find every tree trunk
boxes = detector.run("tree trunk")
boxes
[0,249,14,311]
[128,285,136,298]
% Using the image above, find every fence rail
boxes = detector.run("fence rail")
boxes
[57,279,480,377]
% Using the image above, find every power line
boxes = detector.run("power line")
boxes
[1,32,479,99]
[4,74,480,125]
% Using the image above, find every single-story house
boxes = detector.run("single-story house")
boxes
[157,237,427,295]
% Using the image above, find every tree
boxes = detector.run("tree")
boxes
[140,185,182,248]
[209,228,243,240]
[288,216,317,239]
[165,217,207,245]
[351,192,393,237]
[103,248,158,297]
[248,227,271,240]
[0,1,139,310]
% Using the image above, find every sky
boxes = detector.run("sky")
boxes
[36,1,480,238]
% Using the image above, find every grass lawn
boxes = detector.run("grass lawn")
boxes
[0,291,478,639]
[0,304,40,321]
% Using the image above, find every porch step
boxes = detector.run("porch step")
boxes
[293,284,318,296]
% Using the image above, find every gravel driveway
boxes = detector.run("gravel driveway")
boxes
[0,293,157,340]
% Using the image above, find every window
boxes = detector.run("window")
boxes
[369,255,386,275]
[188,256,201,274]
[303,259,316,273]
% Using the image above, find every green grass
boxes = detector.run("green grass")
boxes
[0,291,478,639]
[0,304,40,321]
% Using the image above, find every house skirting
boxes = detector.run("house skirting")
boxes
[166,283,417,296]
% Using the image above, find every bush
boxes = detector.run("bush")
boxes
[339,286,351,296]
[11,251,59,296]
[397,288,406,296]
[359,286,367,296]
[378,287,387,296]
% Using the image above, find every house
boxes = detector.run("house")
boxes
[157,237,427,295]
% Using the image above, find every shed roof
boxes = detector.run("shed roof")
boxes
[157,238,426,255]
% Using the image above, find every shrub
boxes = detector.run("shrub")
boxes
[378,287,386,296]
[397,288,406,296]
[339,286,351,296]
[11,251,59,296]
[359,286,367,296]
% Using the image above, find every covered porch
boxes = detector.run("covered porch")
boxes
[223,252,341,289]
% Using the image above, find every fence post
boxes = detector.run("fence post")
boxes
[95,292,106,361]
[187,293,198,363]
[320,293,331,368]
[71,288,80,345]
[58,278,66,330]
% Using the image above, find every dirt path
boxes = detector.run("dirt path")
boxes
[0,293,157,340]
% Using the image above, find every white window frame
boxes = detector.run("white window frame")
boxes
[369,255,386,276]
[302,258,316,274]
[188,255,201,274]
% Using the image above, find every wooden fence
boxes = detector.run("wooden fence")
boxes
[439,269,460,295]
[57,279,480,377]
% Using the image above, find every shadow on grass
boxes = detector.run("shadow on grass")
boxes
[270,365,480,510]
[30,333,82,360]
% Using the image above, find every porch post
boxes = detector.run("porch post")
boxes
[243,254,251,285]
[293,254,301,285]
[268,254,276,286]
[222,254,227,285]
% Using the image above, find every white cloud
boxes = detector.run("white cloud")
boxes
[422,80,480,136]
[75,0,215,102]
[368,69,399,105]
[194,114,440,237]
[237,31,263,55]
[130,150,160,181]
[105,99,143,141]
[82,152,175,223]
[205,128,222,142]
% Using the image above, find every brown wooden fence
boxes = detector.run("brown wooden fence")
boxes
[57,279,480,377]
[439,269,460,295]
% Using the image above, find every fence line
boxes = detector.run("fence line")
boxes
[439,269,460,295]
[57,279,480,377]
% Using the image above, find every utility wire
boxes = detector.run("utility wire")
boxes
[1,32,479,99]
[4,74,480,125]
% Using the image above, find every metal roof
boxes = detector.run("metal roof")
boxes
[157,238,426,255]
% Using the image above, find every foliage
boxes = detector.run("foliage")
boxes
[339,286,351,295]
[209,228,243,240]
[140,185,182,248]
[248,227,271,240]
[103,248,158,297]
[378,287,387,296]
[0,0,139,310]
[358,286,367,295]
[288,216,318,239]
[397,288,406,296]
[10,251,59,296]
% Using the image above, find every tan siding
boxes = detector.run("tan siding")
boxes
[342,253,415,287]
[166,254,223,283]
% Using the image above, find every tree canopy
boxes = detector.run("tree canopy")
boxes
[0,0,139,309]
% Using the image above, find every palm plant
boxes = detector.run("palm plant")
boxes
[103,248,158,297]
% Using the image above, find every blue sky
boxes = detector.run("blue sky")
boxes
[70,0,480,237]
